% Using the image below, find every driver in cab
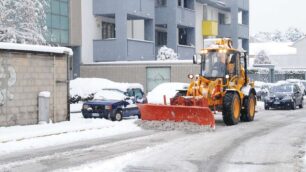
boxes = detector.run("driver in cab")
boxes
[212,53,226,77]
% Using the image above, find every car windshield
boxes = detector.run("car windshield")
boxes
[270,84,293,93]
[93,89,126,101]
[201,51,238,78]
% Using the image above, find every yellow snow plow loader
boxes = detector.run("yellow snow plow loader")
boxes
[138,38,256,128]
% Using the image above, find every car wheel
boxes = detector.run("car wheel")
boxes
[299,99,304,109]
[111,111,123,121]
[291,101,296,110]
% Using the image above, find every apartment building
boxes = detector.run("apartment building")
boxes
[70,0,249,90]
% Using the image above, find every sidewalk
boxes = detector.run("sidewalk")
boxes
[0,112,141,155]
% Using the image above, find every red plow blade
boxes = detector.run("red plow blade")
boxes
[137,104,215,128]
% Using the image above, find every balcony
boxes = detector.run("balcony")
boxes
[238,24,249,39]
[177,7,195,27]
[218,24,232,38]
[127,39,155,60]
[177,45,195,60]
[93,0,154,18]
[93,39,155,61]
[93,39,120,61]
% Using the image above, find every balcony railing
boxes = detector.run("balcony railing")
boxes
[127,39,155,60]
[177,45,195,60]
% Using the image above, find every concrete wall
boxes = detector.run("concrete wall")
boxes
[0,51,69,126]
[81,0,101,64]
[80,62,200,92]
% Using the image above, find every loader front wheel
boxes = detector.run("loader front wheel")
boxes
[222,92,241,126]
[240,93,256,122]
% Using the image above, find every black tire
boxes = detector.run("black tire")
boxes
[111,111,123,121]
[241,93,256,122]
[222,92,241,126]
[137,114,141,119]
[299,99,304,109]
[291,101,296,110]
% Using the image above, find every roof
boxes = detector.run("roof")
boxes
[249,42,296,56]
[0,42,73,56]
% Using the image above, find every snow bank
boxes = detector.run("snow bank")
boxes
[0,42,73,56]
[69,78,143,99]
[147,82,189,104]
[0,113,141,155]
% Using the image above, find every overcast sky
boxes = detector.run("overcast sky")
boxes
[250,0,306,35]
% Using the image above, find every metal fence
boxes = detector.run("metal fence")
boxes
[249,71,306,83]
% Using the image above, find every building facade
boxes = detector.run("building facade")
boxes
[81,0,249,63]
[68,0,249,90]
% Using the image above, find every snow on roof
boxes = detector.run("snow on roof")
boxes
[0,42,73,56]
[249,42,296,56]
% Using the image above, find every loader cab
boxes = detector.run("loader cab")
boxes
[199,49,241,79]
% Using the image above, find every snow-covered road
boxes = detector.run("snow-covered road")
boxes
[1,102,306,172]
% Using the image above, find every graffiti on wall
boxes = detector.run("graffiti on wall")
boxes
[0,58,17,106]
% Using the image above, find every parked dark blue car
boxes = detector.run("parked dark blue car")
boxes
[82,88,146,121]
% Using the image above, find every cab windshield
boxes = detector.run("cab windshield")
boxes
[201,51,239,78]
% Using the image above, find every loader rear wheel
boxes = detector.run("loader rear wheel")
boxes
[222,92,241,126]
[240,93,256,122]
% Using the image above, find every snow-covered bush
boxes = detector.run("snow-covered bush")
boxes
[157,46,178,61]
[254,50,271,64]
[0,0,48,44]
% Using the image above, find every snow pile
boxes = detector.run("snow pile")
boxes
[157,46,178,61]
[147,82,189,104]
[69,78,143,102]
[135,120,213,133]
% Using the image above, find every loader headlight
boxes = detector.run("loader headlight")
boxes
[225,75,230,79]
[188,74,194,79]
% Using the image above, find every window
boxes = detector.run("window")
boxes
[218,13,226,25]
[133,89,144,99]
[155,0,167,7]
[178,0,182,7]
[46,0,69,45]
[156,31,167,46]
[102,22,116,39]
[178,28,187,45]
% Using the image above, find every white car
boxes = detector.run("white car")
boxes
[147,82,189,104]
[286,79,306,95]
